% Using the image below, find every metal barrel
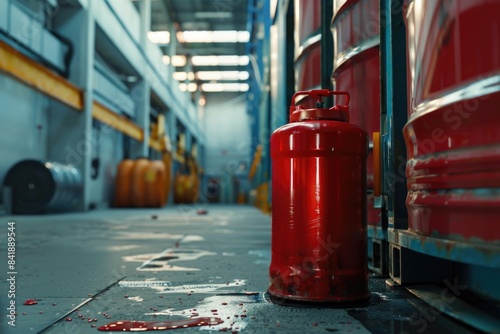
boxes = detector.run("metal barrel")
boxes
[403,0,500,243]
[3,160,82,214]
[331,0,383,271]
[294,0,322,100]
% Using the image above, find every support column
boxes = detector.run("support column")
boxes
[380,0,408,230]
[50,2,95,211]
[130,80,150,158]
[131,0,152,158]
[321,0,333,91]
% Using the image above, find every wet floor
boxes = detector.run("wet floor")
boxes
[0,206,475,333]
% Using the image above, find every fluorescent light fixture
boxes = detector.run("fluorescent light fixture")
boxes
[163,55,187,67]
[177,30,250,43]
[147,31,170,44]
[179,83,187,92]
[173,71,199,82]
[194,12,233,19]
[196,71,249,81]
[173,72,188,81]
[172,55,187,67]
[187,83,198,92]
[191,55,250,66]
[201,83,249,92]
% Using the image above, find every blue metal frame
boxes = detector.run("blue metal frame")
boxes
[379,0,408,231]
[321,0,333,91]
[390,229,500,268]
[246,0,271,187]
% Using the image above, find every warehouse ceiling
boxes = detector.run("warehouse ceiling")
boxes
[148,0,251,93]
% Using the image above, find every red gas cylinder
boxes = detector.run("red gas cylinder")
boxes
[269,89,369,302]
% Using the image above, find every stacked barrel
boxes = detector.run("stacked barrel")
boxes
[173,157,200,204]
[403,1,500,243]
[114,156,172,208]
[331,0,382,271]
[294,0,322,95]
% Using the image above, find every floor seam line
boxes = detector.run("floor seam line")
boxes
[38,277,126,333]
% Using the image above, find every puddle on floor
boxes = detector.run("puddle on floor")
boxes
[98,317,224,331]
[145,291,261,332]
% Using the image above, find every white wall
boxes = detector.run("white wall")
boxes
[203,92,251,176]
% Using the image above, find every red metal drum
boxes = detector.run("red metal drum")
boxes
[294,0,322,107]
[331,0,381,229]
[403,0,500,242]
[269,90,369,302]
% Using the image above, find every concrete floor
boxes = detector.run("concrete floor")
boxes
[0,205,475,333]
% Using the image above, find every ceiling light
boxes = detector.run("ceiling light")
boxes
[162,55,170,65]
[191,55,249,66]
[196,71,249,81]
[187,83,198,92]
[199,96,206,106]
[177,31,250,43]
[179,83,187,92]
[201,83,223,92]
[147,31,170,44]
[201,83,249,92]
[238,72,250,80]
[171,55,187,67]
[174,71,196,81]
[173,72,188,81]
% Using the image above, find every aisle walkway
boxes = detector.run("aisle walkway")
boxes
[1,206,471,333]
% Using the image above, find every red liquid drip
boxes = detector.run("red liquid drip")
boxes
[98,317,223,331]
[196,210,208,215]
[23,299,38,305]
